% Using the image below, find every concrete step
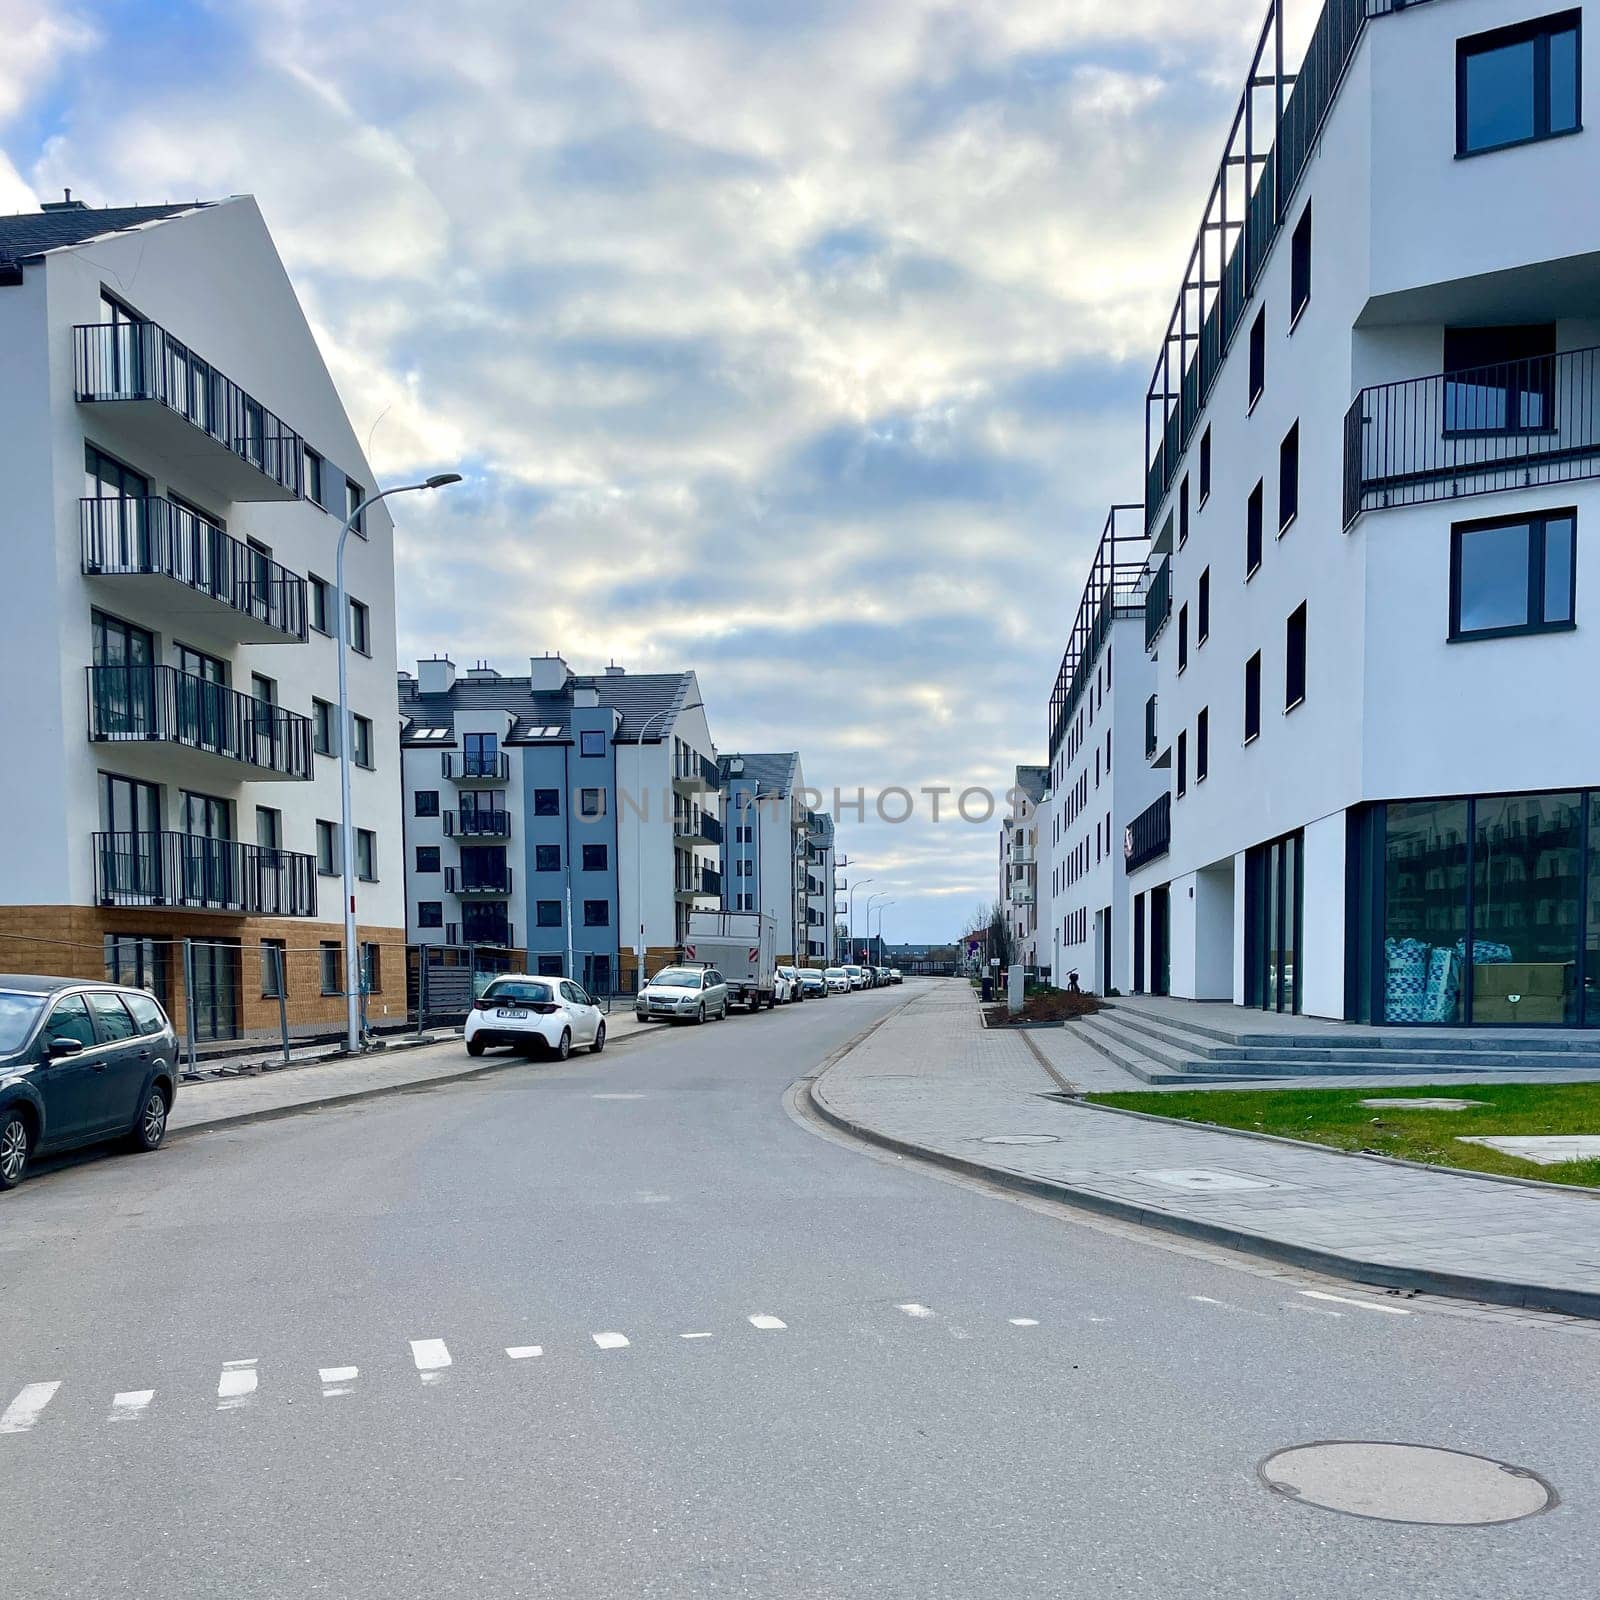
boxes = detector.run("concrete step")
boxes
[1073,1016,1257,1086]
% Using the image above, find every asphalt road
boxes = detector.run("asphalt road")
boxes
[1,978,1595,1598]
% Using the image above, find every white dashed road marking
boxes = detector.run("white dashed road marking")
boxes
[748,1315,786,1331]
[410,1340,452,1383]
[1008,1318,1039,1327]
[680,1332,713,1340]
[1301,1289,1412,1316]
[216,1360,258,1411]
[592,1331,630,1350]
[896,1303,935,1319]
[1,1382,62,1433]
[505,1346,543,1360]
[109,1390,154,1422]
[319,1367,359,1396]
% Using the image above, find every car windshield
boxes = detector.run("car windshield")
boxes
[482,980,554,1006]
[825,969,846,977]
[0,992,44,1054]
[651,968,702,989]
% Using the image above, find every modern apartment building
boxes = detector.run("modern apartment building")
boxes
[999,765,1048,970]
[1123,0,1600,1027]
[0,196,405,1038]
[804,808,838,963]
[717,752,812,963]
[398,657,721,990]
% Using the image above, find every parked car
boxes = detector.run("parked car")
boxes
[775,965,803,1002]
[0,975,178,1190]
[890,968,904,985]
[636,965,730,1024]
[844,964,867,990]
[824,967,851,994]
[798,969,828,998]
[465,975,605,1059]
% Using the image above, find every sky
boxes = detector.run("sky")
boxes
[2,0,1291,943]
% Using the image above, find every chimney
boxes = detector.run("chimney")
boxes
[573,684,600,709]
[529,653,569,692]
[603,662,626,677]
[416,656,456,695]
[40,189,88,213]
[465,660,500,681]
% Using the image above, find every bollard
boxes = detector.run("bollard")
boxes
[273,944,290,1066]
[1007,962,1024,1016]
[181,938,200,1081]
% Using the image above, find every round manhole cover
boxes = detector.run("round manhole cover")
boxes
[1259,1442,1555,1526]
[980,1134,1060,1146]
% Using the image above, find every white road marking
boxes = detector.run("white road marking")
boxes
[896,1303,935,1319]
[680,1332,713,1340]
[109,1390,154,1422]
[1,1382,62,1434]
[592,1331,630,1350]
[505,1346,543,1360]
[216,1359,258,1410]
[1287,1302,1343,1318]
[319,1366,359,1396]
[410,1339,452,1383]
[1009,1318,1040,1327]
[593,1093,646,1100]
[748,1315,786,1331]
[1189,1295,1227,1305]
[1301,1289,1413,1316]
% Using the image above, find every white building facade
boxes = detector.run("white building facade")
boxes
[1124,0,1600,1027]
[999,765,1048,971]
[0,196,405,1038]
[718,752,813,963]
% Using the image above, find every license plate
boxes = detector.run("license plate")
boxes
[495,1008,529,1020]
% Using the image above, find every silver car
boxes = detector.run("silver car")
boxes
[636,965,730,1024]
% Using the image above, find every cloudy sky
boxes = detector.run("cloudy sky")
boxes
[4,0,1293,942]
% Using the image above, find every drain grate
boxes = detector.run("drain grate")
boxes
[980,1134,1061,1146]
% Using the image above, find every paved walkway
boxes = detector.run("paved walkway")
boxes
[811,983,1600,1318]
[170,1011,666,1136]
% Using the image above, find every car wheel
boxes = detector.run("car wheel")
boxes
[467,1037,486,1058]
[719,999,728,1019]
[554,1029,572,1061]
[590,1022,606,1054]
[130,1086,168,1152]
[0,1111,30,1189]
[696,1003,706,1025]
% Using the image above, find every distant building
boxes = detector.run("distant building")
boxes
[999,764,1049,970]
[717,752,810,962]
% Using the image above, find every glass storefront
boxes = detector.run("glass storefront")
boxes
[1382,800,1468,1023]
[1247,830,1304,1013]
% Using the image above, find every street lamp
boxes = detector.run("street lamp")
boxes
[871,899,895,944]
[336,471,461,1054]
[864,890,888,963]
[847,876,873,961]
[632,697,703,982]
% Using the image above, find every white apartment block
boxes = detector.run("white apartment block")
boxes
[0,196,405,1039]
[804,809,839,963]
[1117,0,1600,1028]
[718,752,814,963]
[998,765,1048,970]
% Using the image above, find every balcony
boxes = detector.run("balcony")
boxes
[674,865,722,901]
[1344,347,1600,525]
[1125,793,1172,874]
[443,751,510,784]
[74,321,303,502]
[673,811,723,846]
[93,831,317,916]
[443,808,512,839]
[87,665,313,781]
[1145,695,1159,762]
[1144,557,1172,652]
[445,865,513,897]
[673,751,721,793]
[458,915,515,948]
[82,496,307,644]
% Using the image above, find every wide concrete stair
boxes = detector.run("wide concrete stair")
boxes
[1076,1002,1600,1085]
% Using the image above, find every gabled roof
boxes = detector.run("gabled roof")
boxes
[717,751,799,794]
[1014,765,1050,805]
[397,669,695,745]
[0,202,208,263]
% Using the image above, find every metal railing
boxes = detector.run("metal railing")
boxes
[1344,346,1600,524]
[456,916,515,947]
[673,811,724,844]
[1144,557,1172,651]
[1145,695,1159,762]
[445,865,514,896]
[81,496,308,641]
[443,808,512,838]
[93,830,317,915]
[74,321,303,497]
[1125,793,1172,874]
[86,664,313,779]
[442,750,511,782]
[674,750,722,789]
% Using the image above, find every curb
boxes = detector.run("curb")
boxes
[806,1051,1600,1323]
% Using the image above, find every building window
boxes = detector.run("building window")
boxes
[415,789,440,818]
[351,713,374,769]
[1198,567,1211,644]
[361,943,380,994]
[1176,730,1188,798]
[582,843,608,871]
[536,844,562,872]
[1196,707,1209,783]
[1279,422,1299,531]
[1244,651,1262,744]
[1450,509,1577,639]
[1179,475,1190,547]
[735,859,753,877]
[735,825,752,844]
[534,788,560,816]
[320,942,342,995]
[1246,480,1264,577]
[308,574,330,634]
[345,478,365,537]
[1199,426,1212,505]
[1290,204,1312,323]
[536,955,564,977]
[1457,10,1580,157]
[316,819,338,875]
[255,939,287,999]
[1286,602,1308,710]
[417,901,444,929]
[580,788,606,817]
[104,936,167,1002]
[1248,308,1265,408]
[347,597,370,655]
[737,893,754,911]
[356,828,377,881]
[313,698,336,757]
[1178,603,1189,674]
[579,730,606,758]
[304,448,324,507]
[537,900,562,928]
[416,845,441,875]
[1444,324,1556,433]
[584,899,610,927]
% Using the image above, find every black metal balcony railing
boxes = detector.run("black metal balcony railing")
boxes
[699,811,724,844]
[443,809,512,838]
[87,665,314,780]
[1344,347,1600,525]
[94,830,317,916]
[701,866,722,896]
[1125,793,1172,874]
[677,865,722,897]
[459,914,514,948]
[673,811,724,844]
[445,865,513,896]
[75,321,303,497]
[81,496,308,641]
[442,751,511,783]
[1144,557,1172,651]
[1145,694,1159,762]
[673,750,722,790]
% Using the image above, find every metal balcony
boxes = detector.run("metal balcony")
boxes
[442,751,510,783]
[81,496,307,643]
[1144,557,1172,651]
[445,865,513,897]
[74,320,303,501]
[443,808,512,839]
[673,751,721,793]
[86,665,313,781]
[673,811,724,846]
[93,830,317,916]
[1125,793,1172,874]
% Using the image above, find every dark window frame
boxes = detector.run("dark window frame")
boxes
[582,843,608,872]
[415,845,441,874]
[1196,707,1210,784]
[1176,730,1188,798]
[535,843,562,873]
[533,788,561,817]
[1449,507,1578,641]
[417,900,444,929]
[1286,601,1309,712]
[536,899,563,928]
[583,899,611,927]
[579,729,606,758]
[1246,480,1264,579]
[1248,308,1266,410]
[1198,426,1212,507]
[1244,651,1263,745]
[1456,9,1582,158]
[414,789,440,818]
[1289,203,1312,326]
[1279,421,1300,533]
[1177,602,1189,674]
[1197,566,1211,645]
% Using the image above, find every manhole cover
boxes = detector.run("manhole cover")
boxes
[1259,1442,1555,1526]
[980,1134,1060,1146]
[1134,1168,1278,1192]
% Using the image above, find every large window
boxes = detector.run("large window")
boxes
[535,844,561,873]
[1457,10,1581,157]
[1450,509,1576,639]
[584,899,610,927]
[534,788,560,816]
[464,732,499,777]
[582,843,608,871]
[1444,324,1555,434]
[416,845,440,874]
[1589,794,1600,1025]
[580,730,606,758]
[537,900,562,928]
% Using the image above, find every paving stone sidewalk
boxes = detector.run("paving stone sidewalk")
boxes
[811,984,1600,1318]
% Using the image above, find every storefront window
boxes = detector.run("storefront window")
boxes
[1383,800,1469,1023]
[1588,794,1600,1026]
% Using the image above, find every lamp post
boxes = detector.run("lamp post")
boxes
[335,471,461,1054]
[863,890,888,964]
[847,876,873,962]
[632,697,703,983]
[871,898,895,951]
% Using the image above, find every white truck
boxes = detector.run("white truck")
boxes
[684,909,779,1012]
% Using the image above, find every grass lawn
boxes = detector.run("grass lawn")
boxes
[1084,1082,1600,1188]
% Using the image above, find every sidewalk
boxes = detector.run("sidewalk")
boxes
[170,1010,665,1138]
[809,983,1600,1319]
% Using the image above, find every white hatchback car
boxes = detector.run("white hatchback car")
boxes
[823,967,851,994]
[775,965,802,1003]
[465,976,606,1060]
